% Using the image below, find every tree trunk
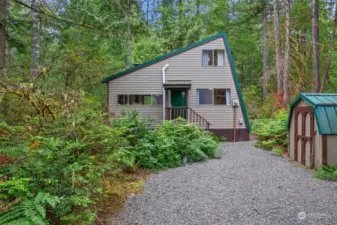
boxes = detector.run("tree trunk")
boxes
[312,0,320,92]
[273,0,284,96]
[283,0,290,101]
[0,0,9,69]
[8,47,14,68]
[146,0,149,25]
[127,0,132,68]
[273,0,283,95]
[263,4,269,103]
[0,24,5,69]
[31,0,41,77]
[320,0,337,92]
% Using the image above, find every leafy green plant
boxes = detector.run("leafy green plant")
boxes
[271,148,285,156]
[0,107,219,224]
[0,106,132,224]
[0,192,60,225]
[313,166,337,182]
[111,110,151,146]
[252,109,288,151]
[219,136,226,142]
[0,177,31,200]
[128,118,219,169]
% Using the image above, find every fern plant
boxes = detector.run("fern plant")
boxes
[0,192,60,225]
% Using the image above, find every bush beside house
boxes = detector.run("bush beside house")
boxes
[0,108,218,224]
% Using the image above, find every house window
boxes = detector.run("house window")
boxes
[129,95,152,105]
[118,95,128,105]
[214,89,231,105]
[197,89,231,105]
[202,50,225,66]
[197,89,213,105]
[117,94,162,106]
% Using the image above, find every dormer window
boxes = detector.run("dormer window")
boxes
[202,50,225,66]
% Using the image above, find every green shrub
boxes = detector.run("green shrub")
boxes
[0,192,60,225]
[313,166,337,182]
[111,110,151,146]
[0,107,131,224]
[271,148,285,156]
[256,140,278,150]
[252,109,288,151]
[0,110,219,223]
[129,118,219,169]
[219,136,226,142]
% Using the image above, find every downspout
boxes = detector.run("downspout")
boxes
[162,64,170,121]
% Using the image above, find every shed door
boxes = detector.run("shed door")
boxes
[294,107,314,167]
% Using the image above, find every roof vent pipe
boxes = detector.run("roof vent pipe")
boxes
[162,64,170,121]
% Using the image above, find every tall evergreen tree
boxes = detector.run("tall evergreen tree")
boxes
[263,2,269,103]
[0,0,9,69]
[283,0,291,101]
[273,0,284,96]
[320,0,337,92]
[312,0,320,92]
[31,0,41,76]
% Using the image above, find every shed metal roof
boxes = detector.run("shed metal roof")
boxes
[288,93,337,135]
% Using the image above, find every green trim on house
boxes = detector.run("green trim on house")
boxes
[102,32,251,131]
[221,32,251,131]
[102,32,227,83]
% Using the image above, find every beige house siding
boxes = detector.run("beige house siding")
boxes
[108,37,246,129]
[327,135,337,166]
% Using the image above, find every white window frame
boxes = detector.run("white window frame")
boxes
[202,49,225,67]
[197,89,213,105]
[196,88,231,105]
[117,94,162,106]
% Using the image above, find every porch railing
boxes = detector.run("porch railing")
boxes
[165,107,211,130]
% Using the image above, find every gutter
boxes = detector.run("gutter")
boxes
[162,64,170,121]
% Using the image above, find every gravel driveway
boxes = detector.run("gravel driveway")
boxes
[115,141,337,225]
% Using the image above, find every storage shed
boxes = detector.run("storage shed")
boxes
[288,93,337,168]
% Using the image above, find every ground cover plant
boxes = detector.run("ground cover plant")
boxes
[313,166,337,182]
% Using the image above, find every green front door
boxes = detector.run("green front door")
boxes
[170,89,187,119]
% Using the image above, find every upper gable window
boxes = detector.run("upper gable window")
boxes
[202,50,225,66]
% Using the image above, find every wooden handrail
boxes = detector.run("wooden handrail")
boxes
[165,107,211,130]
